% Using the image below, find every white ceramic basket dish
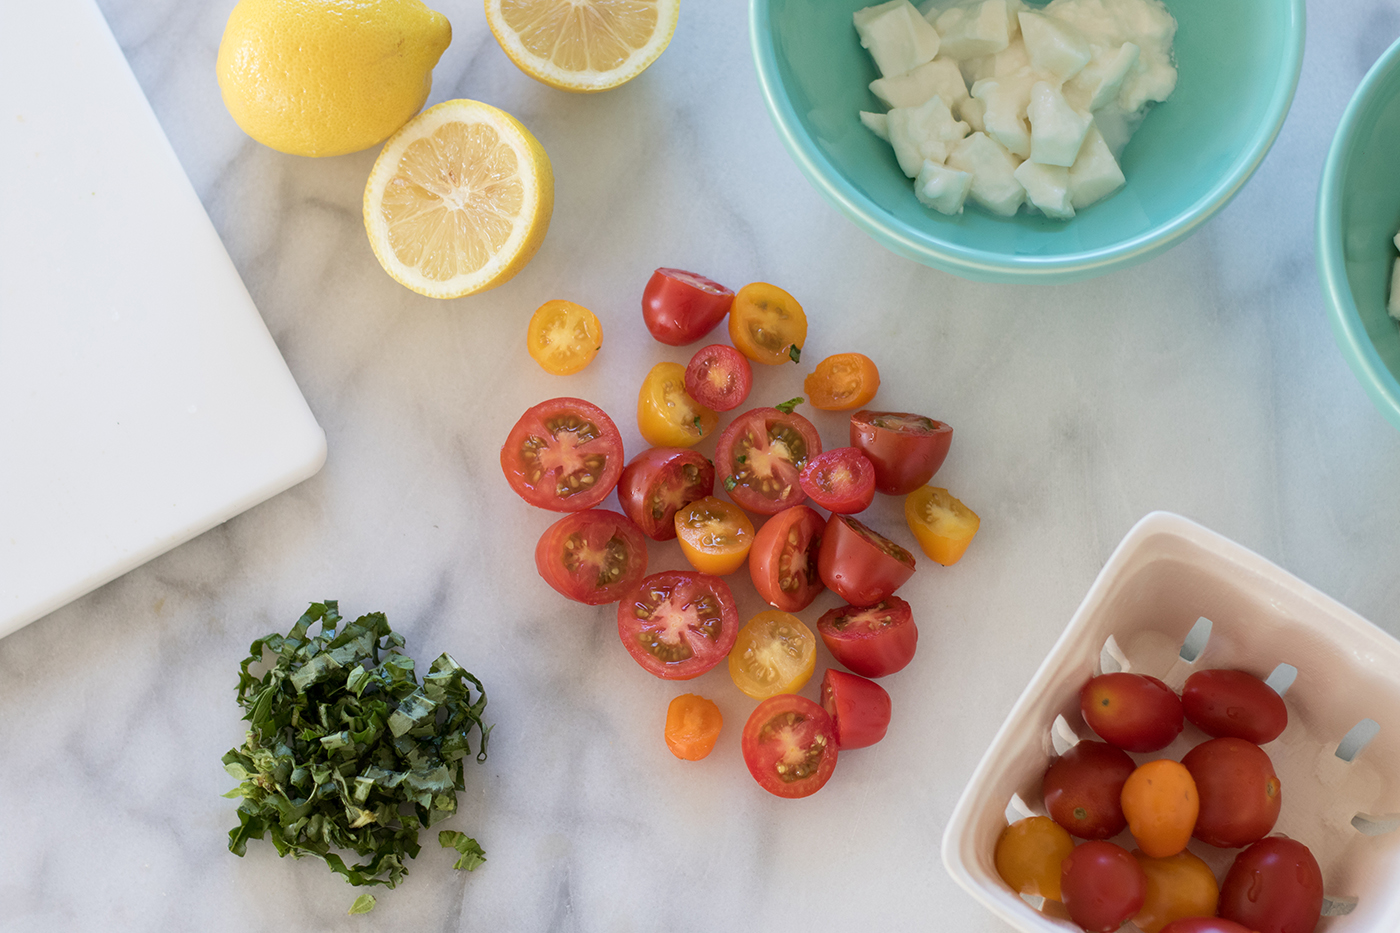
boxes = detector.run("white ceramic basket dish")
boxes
[942,511,1400,933]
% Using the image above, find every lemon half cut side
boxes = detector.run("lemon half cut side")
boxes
[364,99,555,299]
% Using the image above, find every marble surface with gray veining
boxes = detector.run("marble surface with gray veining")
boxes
[4,1,1400,930]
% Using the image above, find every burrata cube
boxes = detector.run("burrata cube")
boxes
[914,160,974,215]
[932,0,1012,60]
[1027,81,1092,167]
[860,111,890,141]
[870,58,969,110]
[1014,160,1074,219]
[887,95,970,176]
[1017,10,1091,81]
[971,69,1035,159]
[948,131,1025,216]
[855,0,942,78]
[1068,123,1125,208]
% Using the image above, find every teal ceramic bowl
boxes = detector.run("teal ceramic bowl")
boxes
[1317,37,1400,433]
[750,0,1305,283]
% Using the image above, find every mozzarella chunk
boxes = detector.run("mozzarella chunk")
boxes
[914,160,974,214]
[1014,160,1074,219]
[870,58,969,109]
[1027,81,1092,167]
[932,0,1012,60]
[1017,11,1091,81]
[888,95,970,176]
[971,69,1035,159]
[1064,42,1141,112]
[1067,122,1125,207]
[948,131,1026,216]
[860,110,891,141]
[855,0,942,78]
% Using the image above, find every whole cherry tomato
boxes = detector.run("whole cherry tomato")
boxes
[748,505,825,612]
[798,448,877,514]
[728,610,817,700]
[804,352,880,410]
[816,596,918,678]
[1061,840,1147,933]
[904,485,980,565]
[1181,737,1281,848]
[1159,920,1256,933]
[1121,759,1199,858]
[617,447,715,541]
[617,571,739,680]
[642,268,734,346]
[1182,669,1288,745]
[502,397,625,512]
[1042,740,1136,839]
[526,299,602,375]
[729,282,807,365]
[674,496,754,576]
[994,816,1075,902]
[1218,837,1323,933]
[849,410,952,495]
[664,694,723,761]
[1080,672,1184,752]
[819,668,891,749]
[1132,849,1220,933]
[741,694,838,798]
[534,509,648,606]
[684,344,753,412]
[817,514,916,605]
[637,361,718,448]
[715,406,822,515]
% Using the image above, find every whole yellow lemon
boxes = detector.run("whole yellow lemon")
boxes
[216,0,452,158]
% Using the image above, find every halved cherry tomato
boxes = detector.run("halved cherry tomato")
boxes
[1132,849,1220,933]
[1081,673,1184,753]
[816,514,916,605]
[501,397,624,512]
[995,816,1075,902]
[715,407,822,515]
[664,694,723,761]
[728,610,817,700]
[749,505,825,612]
[617,571,739,680]
[1061,840,1147,933]
[816,596,918,678]
[1121,759,1199,858]
[637,362,718,448]
[729,282,807,365]
[684,344,753,412]
[675,496,755,576]
[534,509,648,606]
[798,448,876,514]
[741,694,838,798]
[819,669,891,749]
[617,447,714,541]
[1218,837,1323,933]
[1181,737,1281,848]
[804,352,880,411]
[642,268,734,346]
[1042,740,1136,839]
[849,410,953,495]
[1182,669,1288,745]
[1160,920,1256,933]
[526,299,602,375]
[904,486,980,565]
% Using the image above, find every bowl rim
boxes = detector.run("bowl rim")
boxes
[1315,34,1400,433]
[749,0,1308,283]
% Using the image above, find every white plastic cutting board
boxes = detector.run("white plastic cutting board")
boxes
[0,0,326,638]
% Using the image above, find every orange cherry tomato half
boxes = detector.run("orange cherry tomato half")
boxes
[749,504,825,612]
[804,352,880,410]
[995,816,1075,902]
[1121,759,1199,858]
[728,610,817,700]
[674,496,755,576]
[526,299,602,375]
[637,361,718,448]
[729,282,807,365]
[664,694,723,761]
[1132,849,1220,933]
[904,486,980,565]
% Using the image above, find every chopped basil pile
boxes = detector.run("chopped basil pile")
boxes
[223,601,491,901]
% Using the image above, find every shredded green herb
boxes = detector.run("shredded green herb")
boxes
[223,601,491,903]
[348,894,376,915]
[775,396,805,414]
[724,476,738,492]
[788,345,802,363]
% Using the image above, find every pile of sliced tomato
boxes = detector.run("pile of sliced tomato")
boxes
[502,267,984,798]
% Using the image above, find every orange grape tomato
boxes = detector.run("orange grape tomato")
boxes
[674,496,755,575]
[1132,849,1221,933]
[664,694,723,761]
[804,353,880,411]
[527,299,603,375]
[994,816,1075,902]
[904,486,980,565]
[729,282,807,365]
[727,610,816,700]
[1121,759,1199,858]
[637,361,718,448]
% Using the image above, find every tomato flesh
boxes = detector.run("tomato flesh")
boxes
[749,505,825,612]
[617,571,739,680]
[684,344,753,412]
[637,361,717,448]
[501,397,624,512]
[728,610,817,700]
[995,816,1075,902]
[1182,669,1288,745]
[819,668,891,749]
[729,282,807,365]
[904,485,980,565]
[675,496,755,576]
[1182,737,1281,848]
[816,596,918,678]
[804,352,880,411]
[526,299,602,375]
[1060,840,1147,933]
[741,694,838,798]
[798,447,876,514]
[617,447,715,541]
[665,694,723,761]
[534,509,648,606]
[715,407,822,515]
[641,268,734,346]
[849,410,953,496]
[1042,740,1136,839]
[1080,672,1184,752]
[816,513,916,606]
[1218,837,1323,933]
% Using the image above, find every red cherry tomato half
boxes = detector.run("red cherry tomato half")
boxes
[816,596,918,678]
[616,447,715,541]
[820,669,892,749]
[798,447,877,514]
[1042,740,1136,839]
[1159,920,1257,933]
[1061,840,1147,933]
[1080,672,1184,753]
[1218,837,1323,933]
[816,513,916,605]
[849,410,953,496]
[715,407,823,515]
[534,509,648,606]
[749,505,825,612]
[616,571,739,680]
[1182,669,1288,745]
[501,397,625,512]
[641,268,734,346]
[684,344,753,412]
[740,693,839,798]
[1182,737,1281,848]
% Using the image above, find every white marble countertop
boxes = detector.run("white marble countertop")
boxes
[5,0,1400,929]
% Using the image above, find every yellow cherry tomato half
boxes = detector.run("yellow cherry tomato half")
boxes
[527,299,602,375]
[904,486,981,566]
[675,496,754,575]
[1131,849,1220,933]
[1121,759,1199,858]
[665,694,724,761]
[638,361,718,448]
[728,610,816,700]
[995,816,1075,902]
[804,352,880,411]
[729,282,807,366]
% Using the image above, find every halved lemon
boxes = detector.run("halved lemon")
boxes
[363,99,554,298]
[484,0,681,93]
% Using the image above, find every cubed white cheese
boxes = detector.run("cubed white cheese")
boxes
[855,0,942,78]
[914,160,974,214]
[932,0,1012,60]
[1389,257,1400,319]
[1017,10,1091,81]
[957,95,987,133]
[860,110,890,141]
[1027,81,1092,167]
[1064,42,1141,112]
[870,58,969,110]
[971,69,1035,159]
[948,131,1026,216]
[1014,160,1075,219]
[1068,122,1125,208]
[887,95,970,176]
